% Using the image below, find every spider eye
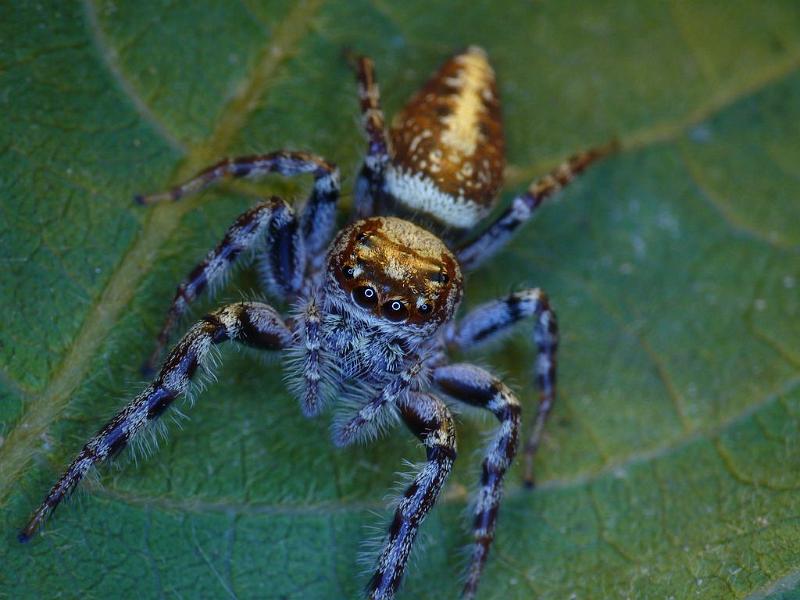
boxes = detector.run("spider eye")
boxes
[383,300,408,322]
[353,286,378,308]
[343,265,356,279]
[418,302,433,316]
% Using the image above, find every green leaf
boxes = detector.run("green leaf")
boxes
[2,1,800,598]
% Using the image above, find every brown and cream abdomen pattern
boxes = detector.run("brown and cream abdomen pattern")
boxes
[385,46,505,229]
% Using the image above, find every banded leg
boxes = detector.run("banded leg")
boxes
[293,296,324,417]
[433,364,521,600]
[449,288,558,487]
[352,55,391,218]
[457,141,618,271]
[142,197,302,375]
[19,302,291,542]
[333,359,423,446]
[368,393,456,600]
[134,150,341,259]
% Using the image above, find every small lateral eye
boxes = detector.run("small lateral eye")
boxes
[353,286,378,308]
[343,265,356,279]
[418,302,433,316]
[383,300,409,322]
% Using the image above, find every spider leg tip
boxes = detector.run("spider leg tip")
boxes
[17,530,32,544]
[133,194,146,206]
[523,479,535,490]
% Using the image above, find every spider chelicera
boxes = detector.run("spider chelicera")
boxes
[20,46,614,599]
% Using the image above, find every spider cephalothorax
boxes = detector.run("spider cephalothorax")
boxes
[21,46,613,599]
[328,217,463,330]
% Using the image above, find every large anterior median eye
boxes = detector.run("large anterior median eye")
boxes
[353,286,378,308]
[383,300,408,322]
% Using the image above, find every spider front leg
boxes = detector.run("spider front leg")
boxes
[368,392,456,600]
[351,54,390,219]
[141,195,304,375]
[448,288,558,488]
[289,296,326,417]
[19,301,291,542]
[433,363,521,600]
[457,141,618,271]
[333,359,423,446]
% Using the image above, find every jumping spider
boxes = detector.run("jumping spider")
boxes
[21,46,613,599]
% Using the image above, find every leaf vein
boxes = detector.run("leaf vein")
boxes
[82,0,187,154]
[563,272,693,433]
[679,149,800,253]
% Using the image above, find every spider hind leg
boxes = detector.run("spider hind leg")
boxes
[457,141,618,271]
[350,54,391,219]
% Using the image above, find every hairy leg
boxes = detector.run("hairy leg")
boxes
[142,196,302,374]
[368,392,456,600]
[433,363,521,599]
[20,302,291,542]
[332,359,423,446]
[448,288,558,487]
[351,55,391,219]
[136,150,340,278]
[457,141,617,270]
[290,296,325,417]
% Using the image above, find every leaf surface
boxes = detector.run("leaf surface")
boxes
[2,1,800,598]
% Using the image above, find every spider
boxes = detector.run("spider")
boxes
[20,46,613,599]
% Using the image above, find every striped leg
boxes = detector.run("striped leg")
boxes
[295,297,324,417]
[449,288,558,487]
[433,364,521,600]
[352,55,390,219]
[368,393,456,600]
[19,302,291,542]
[457,141,618,271]
[134,150,341,259]
[142,196,302,375]
[333,360,422,447]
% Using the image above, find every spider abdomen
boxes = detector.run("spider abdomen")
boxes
[384,46,505,231]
